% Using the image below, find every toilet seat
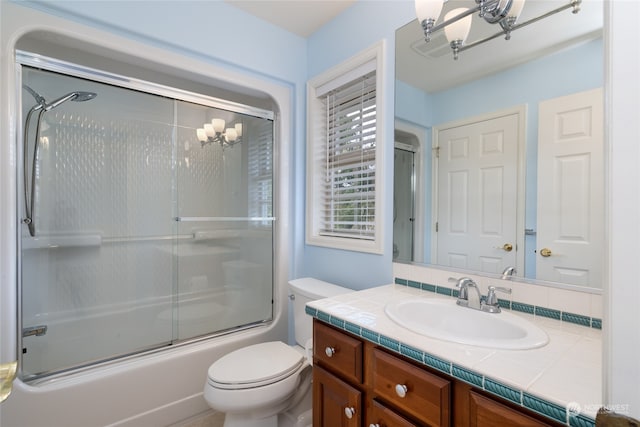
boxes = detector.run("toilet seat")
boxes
[208,341,305,390]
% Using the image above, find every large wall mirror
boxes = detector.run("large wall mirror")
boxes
[394,0,604,290]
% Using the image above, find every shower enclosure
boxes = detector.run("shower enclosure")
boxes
[17,53,275,380]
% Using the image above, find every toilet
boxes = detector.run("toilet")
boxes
[204,277,351,427]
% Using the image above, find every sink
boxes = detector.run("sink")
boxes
[384,298,548,350]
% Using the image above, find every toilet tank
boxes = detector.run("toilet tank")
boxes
[289,278,351,347]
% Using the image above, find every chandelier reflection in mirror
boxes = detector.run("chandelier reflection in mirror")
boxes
[415,0,582,60]
[196,118,243,148]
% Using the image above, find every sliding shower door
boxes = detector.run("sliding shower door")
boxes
[18,58,274,380]
[173,101,274,339]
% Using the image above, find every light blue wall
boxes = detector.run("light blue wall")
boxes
[395,80,433,127]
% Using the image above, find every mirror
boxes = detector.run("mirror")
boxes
[394,0,604,289]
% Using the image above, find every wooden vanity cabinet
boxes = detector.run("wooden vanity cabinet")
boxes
[312,320,563,427]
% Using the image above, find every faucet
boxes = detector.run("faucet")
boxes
[501,266,516,280]
[454,277,482,310]
[449,277,512,313]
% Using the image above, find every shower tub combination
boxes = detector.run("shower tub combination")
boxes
[17,51,276,382]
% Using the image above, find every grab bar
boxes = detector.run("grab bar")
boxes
[175,216,276,222]
[22,234,102,249]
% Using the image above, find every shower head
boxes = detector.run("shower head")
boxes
[44,91,97,111]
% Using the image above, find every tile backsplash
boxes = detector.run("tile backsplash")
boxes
[393,263,602,329]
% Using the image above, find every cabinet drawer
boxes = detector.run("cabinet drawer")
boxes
[367,399,421,427]
[369,347,451,426]
[469,391,554,427]
[314,320,363,383]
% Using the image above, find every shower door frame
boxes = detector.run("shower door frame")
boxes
[15,50,277,381]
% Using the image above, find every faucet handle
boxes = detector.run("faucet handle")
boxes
[486,286,512,305]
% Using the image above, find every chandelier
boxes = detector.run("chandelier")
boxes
[196,119,243,148]
[415,0,582,60]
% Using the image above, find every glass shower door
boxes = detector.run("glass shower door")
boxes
[20,67,177,378]
[173,101,274,339]
[19,59,275,380]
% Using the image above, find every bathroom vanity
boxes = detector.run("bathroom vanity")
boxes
[308,284,600,427]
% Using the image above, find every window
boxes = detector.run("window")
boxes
[306,41,385,254]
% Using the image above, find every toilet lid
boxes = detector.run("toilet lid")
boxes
[208,341,305,390]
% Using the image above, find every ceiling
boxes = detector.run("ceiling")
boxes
[223,0,357,38]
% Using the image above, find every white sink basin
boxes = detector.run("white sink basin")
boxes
[384,298,548,350]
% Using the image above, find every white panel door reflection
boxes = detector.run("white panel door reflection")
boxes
[536,88,604,286]
[435,112,521,274]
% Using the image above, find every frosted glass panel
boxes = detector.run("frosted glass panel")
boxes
[175,102,274,339]
[19,65,274,380]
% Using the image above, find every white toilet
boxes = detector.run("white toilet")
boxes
[204,277,351,427]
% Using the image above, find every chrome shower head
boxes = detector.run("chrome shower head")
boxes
[73,92,97,102]
[44,91,97,111]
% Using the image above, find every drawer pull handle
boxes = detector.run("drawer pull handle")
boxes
[325,346,336,357]
[344,406,356,419]
[395,384,408,398]
[369,424,381,427]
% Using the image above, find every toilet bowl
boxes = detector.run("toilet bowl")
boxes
[204,278,351,427]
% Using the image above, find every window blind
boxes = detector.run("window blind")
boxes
[319,70,377,240]
[248,118,273,224]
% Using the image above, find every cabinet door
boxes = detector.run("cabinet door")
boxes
[367,399,421,427]
[469,391,553,427]
[314,364,361,427]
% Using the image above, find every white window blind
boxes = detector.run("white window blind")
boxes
[248,118,273,225]
[319,70,377,240]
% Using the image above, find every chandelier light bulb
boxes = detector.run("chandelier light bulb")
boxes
[444,8,472,44]
[415,0,444,23]
[234,123,243,137]
[204,124,215,138]
[225,128,238,142]
[212,118,225,133]
[508,0,526,19]
[196,128,207,142]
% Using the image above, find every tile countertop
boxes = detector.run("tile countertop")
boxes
[306,283,602,427]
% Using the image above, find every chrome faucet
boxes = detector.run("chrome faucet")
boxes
[449,277,512,313]
[454,277,482,310]
[501,266,517,280]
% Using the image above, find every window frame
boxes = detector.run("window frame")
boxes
[305,41,386,254]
